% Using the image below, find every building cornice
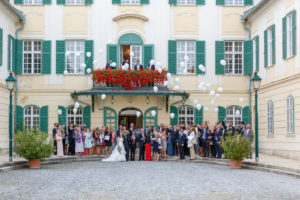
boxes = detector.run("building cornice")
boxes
[112,14,149,22]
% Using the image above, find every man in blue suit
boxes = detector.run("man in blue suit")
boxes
[177,128,186,160]
[200,123,209,157]
[214,123,223,158]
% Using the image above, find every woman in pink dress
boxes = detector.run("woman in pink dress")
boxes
[56,126,64,157]
[111,128,117,150]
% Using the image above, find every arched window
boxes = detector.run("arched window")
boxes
[178,106,194,125]
[67,106,83,126]
[24,106,40,130]
[287,96,294,134]
[226,106,242,127]
[267,101,274,134]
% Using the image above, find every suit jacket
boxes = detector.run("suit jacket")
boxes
[200,128,208,141]
[214,128,223,142]
[116,129,122,137]
[177,132,186,146]
[123,133,131,148]
[147,64,155,70]
[52,128,57,137]
[137,132,146,147]
[134,64,143,70]
[129,134,137,146]
[106,63,114,70]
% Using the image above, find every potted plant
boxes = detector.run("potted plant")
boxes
[15,129,54,169]
[221,134,251,169]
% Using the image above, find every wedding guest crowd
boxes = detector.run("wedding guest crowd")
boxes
[52,119,253,160]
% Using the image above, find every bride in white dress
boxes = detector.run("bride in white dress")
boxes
[103,132,126,162]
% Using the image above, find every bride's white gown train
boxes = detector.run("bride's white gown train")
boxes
[102,137,126,162]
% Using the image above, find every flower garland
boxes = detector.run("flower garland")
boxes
[92,69,168,90]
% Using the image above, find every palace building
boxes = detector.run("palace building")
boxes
[0,0,299,159]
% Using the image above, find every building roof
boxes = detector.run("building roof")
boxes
[2,0,25,23]
[242,0,270,21]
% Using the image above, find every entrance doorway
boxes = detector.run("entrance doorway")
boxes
[119,107,143,129]
[120,45,142,69]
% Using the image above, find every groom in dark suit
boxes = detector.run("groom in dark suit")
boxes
[177,128,186,160]
[123,130,131,161]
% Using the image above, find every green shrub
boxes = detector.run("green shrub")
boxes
[14,129,54,160]
[221,134,251,162]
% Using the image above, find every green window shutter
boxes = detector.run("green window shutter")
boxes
[255,36,259,72]
[140,0,149,4]
[282,16,287,59]
[56,40,65,74]
[57,0,66,4]
[0,28,2,66]
[242,106,250,125]
[168,40,177,74]
[107,44,119,68]
[12,39,16,72]
[144,107,158,129]
[196,0,205,5]
[169,0,177,5]
[170,106,178,126]
[40,106,49,133]
[143,44,154,67]
[43,0,51,4]
[194,107,203,125]
[16,40,23,74]
[292,10,297,56]
[14,0,24,4]
[272,25,276,65]
[42,40,51,74]
[85,0,93,4]
[264,29,268,68]
[216,0,224,5]
[244,0,253,5]
[16,105,24,131]
[196,41,205,74]
[218,106,226,122]
[85,40,94,74]
[104,107,118,131]
[7,36,12,70]
[112,0,121,4]
[243,40,253,75]
[58,106,66,125]
[215,41,225,75]
[83,105,91,128]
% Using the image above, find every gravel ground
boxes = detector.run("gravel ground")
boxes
[0,161,300,200]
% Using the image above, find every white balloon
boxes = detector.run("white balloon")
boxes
[220,59,227,66]
[167,73,172,79]
[214,108,219,113]
[156,61,162,67]
[158,67,162,73]
[164,81,168,87]
[57,109,62,115]
[111,62,117,67]
[198,84,203,90]
[198,64,206,72]
[173,85,180,90]
[99,49,104,54]
[217,87,223,93]
[206,83,211,89]
[209,90,215,96]
[151,110,156,117]
[75,102,80,109]
[170,113,175,119]
[239,97,244,102]
[66,51,71,57]
[202,87,207,92]
[86,52,91,58]
[150,60,155,65]
[76,52,81,57]
[175,78,180,83]
[215,93,220,99]
[64,70,69,75]
[101,94,106,100]
[193,100,198,105]
[73,108,77,114]
[93,60,98,65]
[86,68,92,74]
[80,63,86,69]
[153,86,158,93]
[204,107,209,112]
[184,55,189,61]
[108,40,112,44]
[210,100,215,105]
[196,104,202,111]
[180,62,185,68]
[183,69,187,74]
[130,52,134,57]
[136,111,141,117]
[200,82,205,86]
[236,110,241,116]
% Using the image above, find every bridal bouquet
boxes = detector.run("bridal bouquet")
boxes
[117,145,122,153]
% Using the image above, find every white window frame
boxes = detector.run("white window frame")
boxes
[23,41,42,74]
[24,0,42,5]
[225,0,243,5]
[66,40,85,74]
[177,40,196,75]
[67,106,83,126]
[178,106,194,125]
[226,106,242,127]
[130,45,142,70]
[287,96,294,134]
[253,38,256,74]
[225,41,243,75]
[24,106,40,130]
[286,13,293,58]
[177,0,196,5]
[267,101,274,135]
[66,0,85,5]
[121,0,140,4]
[267,27,273,66]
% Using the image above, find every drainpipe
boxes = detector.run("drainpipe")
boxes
[242,18,252,126]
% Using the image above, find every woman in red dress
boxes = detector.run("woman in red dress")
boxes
[145,131,152,161]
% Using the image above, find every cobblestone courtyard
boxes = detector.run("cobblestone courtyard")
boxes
[1,161,300,200]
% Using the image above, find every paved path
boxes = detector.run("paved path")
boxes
[0,161,300,200]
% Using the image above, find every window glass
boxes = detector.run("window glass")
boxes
[226,106,242,127]
[24,106,40,130]
[225,41,243,75]
[178,106,194,125]
[23,41,42,74]
[177,41,196,74]
[66,40,85,74]
[67,106,83,126]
